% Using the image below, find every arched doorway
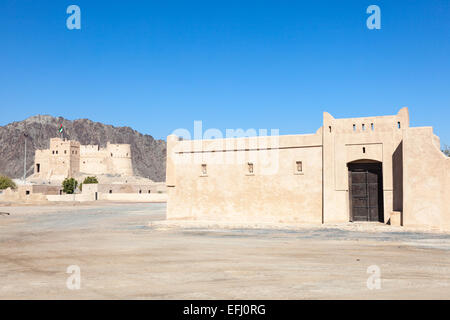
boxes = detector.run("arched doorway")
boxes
[348,160,384,222]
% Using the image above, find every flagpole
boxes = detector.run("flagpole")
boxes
[23,133,28,183]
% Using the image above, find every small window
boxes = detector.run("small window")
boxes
[353,124,356,132]
[139,190,142,194]
[201,164,207,175]
[371,123,374,131]
[328,126,332,133]
[362,124,365,131]
[363,147,366,153]
[64,150,67,154]
[148,190,151,194]
[56,150,58,154]
[111,153,113,157]
[109,190,112,194]
[52,151,55,154]
[25,190,30,195]
[296,161,303,173]
[397,121,401,129]
[248,162,254,174]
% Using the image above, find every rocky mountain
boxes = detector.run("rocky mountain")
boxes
[0,115,166,182]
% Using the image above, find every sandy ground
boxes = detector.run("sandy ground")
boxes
[0,203,450,300]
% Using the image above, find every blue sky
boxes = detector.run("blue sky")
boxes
[0,0,449,143]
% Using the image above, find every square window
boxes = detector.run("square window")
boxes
[201,164,207,176]
[248,162,254,174]
[296,161,303,173]
[294,161,304,175]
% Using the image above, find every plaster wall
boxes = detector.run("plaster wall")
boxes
[167,133,323,223]
[402,127,450,231]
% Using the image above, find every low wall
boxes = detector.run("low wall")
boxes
[0,187,48,203]
[46,192,167,202]
[47,193,95,202]
[99,193,167,202]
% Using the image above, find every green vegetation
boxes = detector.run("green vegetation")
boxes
[62,178,78,194]
[0,175,16,190]
[83,176,99,184]
[80,176,98,192]
[443,145,450,157]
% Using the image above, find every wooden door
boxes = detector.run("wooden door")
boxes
[348,163,383,222]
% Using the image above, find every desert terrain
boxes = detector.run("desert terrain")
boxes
[0,203,449,299]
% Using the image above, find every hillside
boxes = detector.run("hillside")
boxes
[0,115,166,182]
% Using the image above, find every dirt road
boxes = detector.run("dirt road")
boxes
[0,203,449,299]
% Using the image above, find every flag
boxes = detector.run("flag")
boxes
[59,124,63,133]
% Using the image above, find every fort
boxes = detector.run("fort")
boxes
[166,108,450,232]
[0,137,167,203]
[33,138,133,181]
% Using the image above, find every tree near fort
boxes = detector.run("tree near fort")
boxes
[0,175,17,190]
[79,176,98,192]
[83,176,99,184]
[62,178,78,194]
[443,145,450,157]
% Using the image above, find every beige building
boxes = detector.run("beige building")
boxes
[33,138,133,180]
[166,108,450,231]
